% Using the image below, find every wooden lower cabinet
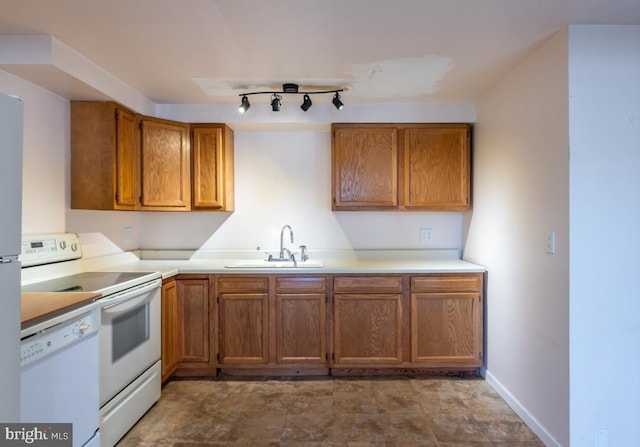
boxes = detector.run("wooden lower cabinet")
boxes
[216,275,329,374]
[276,277,327,364]
[333,293,403,364]
[165,272,482,380]
[217,276,270,365]
[161,278,178,383]
[174,275,216,376]
[332,276,404,365]
[410,274,483,368]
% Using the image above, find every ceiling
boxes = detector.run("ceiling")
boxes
[1,0,639,105]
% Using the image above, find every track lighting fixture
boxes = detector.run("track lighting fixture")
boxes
[237,83,344,113]
[270,94,282,112]
[238,95,250,113]
[332,92,344,110]
[300,94,312,112]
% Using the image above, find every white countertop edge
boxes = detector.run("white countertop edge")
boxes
[144,248,463,262]
[94,258,485,276]
[24,249,485,284]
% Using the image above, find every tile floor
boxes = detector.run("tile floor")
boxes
[116,377,544,447]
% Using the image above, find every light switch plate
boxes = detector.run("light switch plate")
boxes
[545,231,556,254]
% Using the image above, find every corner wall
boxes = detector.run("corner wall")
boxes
[568,25,640,446]
[464,29,569,446]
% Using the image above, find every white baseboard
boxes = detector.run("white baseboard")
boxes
[485,370,562,447]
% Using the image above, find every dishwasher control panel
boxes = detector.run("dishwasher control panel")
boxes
[20,308,99,368]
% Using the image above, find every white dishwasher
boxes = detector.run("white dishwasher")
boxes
[20,303,101,447]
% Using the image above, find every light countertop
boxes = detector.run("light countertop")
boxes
[89,249,486,278]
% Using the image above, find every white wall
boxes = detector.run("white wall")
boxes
[568,25,640,447]
[464,29,570,446]
[0,70,68,235]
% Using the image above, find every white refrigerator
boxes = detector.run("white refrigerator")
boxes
[0,93,23,421]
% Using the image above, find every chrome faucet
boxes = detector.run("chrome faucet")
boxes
[299,245,309,262]
[279,225,294,260]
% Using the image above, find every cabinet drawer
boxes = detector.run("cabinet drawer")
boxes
[410,274,482,293]
[333,276,403,293]
[276,277,326,293]
[217,276,269,293]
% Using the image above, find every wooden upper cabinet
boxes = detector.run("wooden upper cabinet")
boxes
[71,101,234,212]
[115,108,139,208]
[331,123,471,211]
[139,117,191,210]
[402,124,470,210]
[71,101,139,210]
[191,124,235,210]
[332,125,398,209]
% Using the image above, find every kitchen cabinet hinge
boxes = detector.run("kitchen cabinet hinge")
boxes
[115,109,119,120]
[217,353,220,362]
[325,353,328,360]
[115,193,119,202]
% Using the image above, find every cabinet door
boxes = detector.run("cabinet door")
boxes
[276,277,327,365]
[191,125,234,210]
[140,118,191,210]
[218,293,269,364]
[333,293,403,364]
[403,125,470,210]
[114,107,139,208]
[71,101,138,210]
[276,292,326,364]
[161,280,178,382]
[332,125,398,209]
[177,278,211,365]
[410,292,481,366]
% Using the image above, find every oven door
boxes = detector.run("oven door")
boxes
[98,279,161,406]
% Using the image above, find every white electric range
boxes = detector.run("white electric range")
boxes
[21,233,162,447]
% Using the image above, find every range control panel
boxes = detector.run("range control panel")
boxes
[20,233,82,267]
[20,308,98,367]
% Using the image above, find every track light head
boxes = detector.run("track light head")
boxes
[332,92,344,110]
[238,95,251,113]
[271,94,282,111]
[300,94,312,112]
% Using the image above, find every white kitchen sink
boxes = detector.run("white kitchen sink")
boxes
[224,259,325,268]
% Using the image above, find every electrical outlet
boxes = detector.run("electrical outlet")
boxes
[420,228,433,242]
[123,227,133,242]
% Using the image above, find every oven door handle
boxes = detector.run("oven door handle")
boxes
[100,279,161,313]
